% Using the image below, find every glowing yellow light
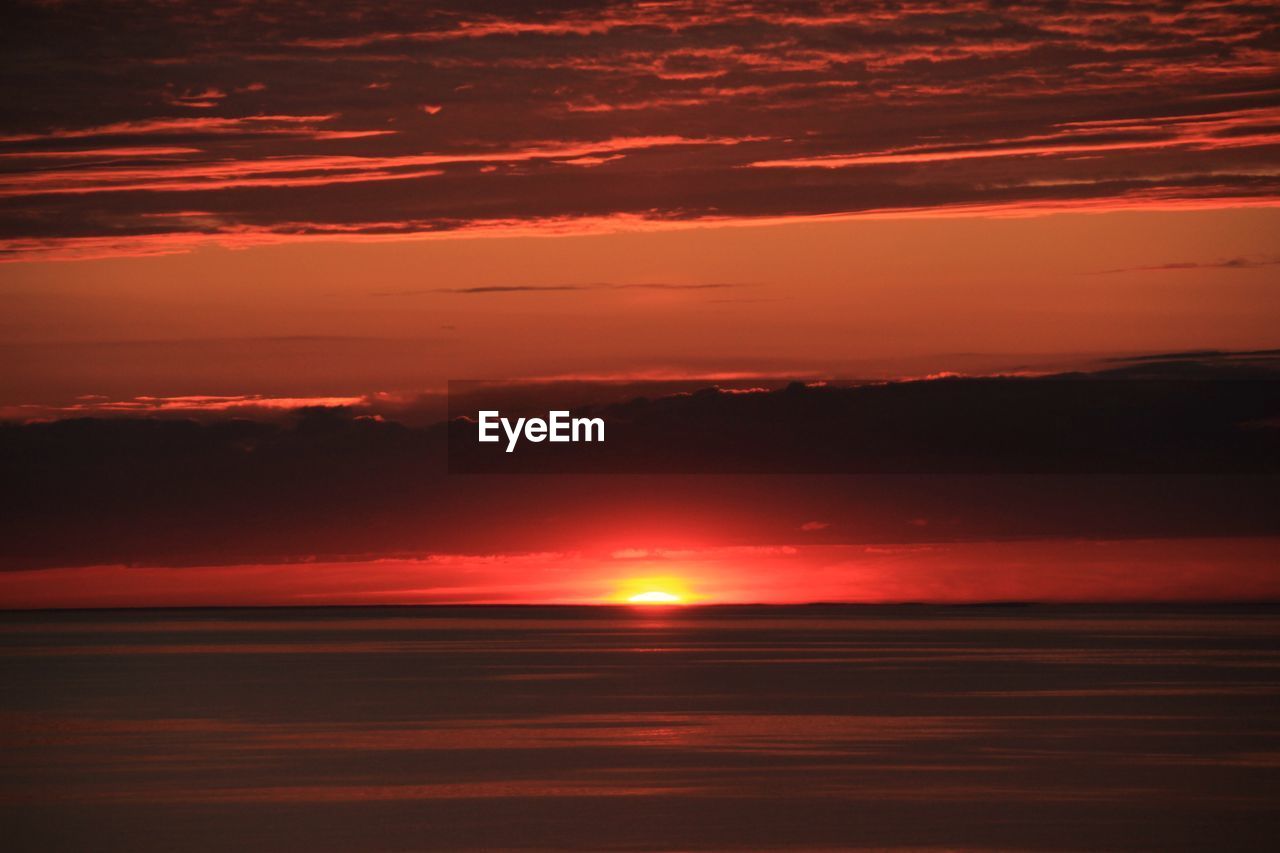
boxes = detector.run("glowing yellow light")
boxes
[613,574,698,605]
[627,590,683,605]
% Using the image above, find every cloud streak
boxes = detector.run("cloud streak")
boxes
[379,282,746,296]
[1092,257,1280,274]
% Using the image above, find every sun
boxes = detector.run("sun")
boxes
[614,575,696,605]
[627,590,684,605]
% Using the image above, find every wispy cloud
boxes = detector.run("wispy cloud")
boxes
[1091,256,1280,274]
[375,283,747,296]
[0,136,744,198]
[749,108,1280,169]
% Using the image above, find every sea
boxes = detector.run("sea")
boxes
[2,605,1278,851]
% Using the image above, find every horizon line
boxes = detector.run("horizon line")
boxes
[6,600,1280,615]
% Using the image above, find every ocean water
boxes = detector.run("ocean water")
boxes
[2,605,1278,851]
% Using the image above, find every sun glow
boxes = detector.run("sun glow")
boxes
[627,590,683,605]
[615,575,696,605]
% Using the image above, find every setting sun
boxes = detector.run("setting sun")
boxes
[614,575,697,605]
[627,590,683,605]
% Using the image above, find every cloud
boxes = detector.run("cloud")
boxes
[747,107,1280,169]
[0,114,376,144]
[5,393,371,418]
[3,353,1278,571]
[1091,257,1280,274]
[1,1,1277,260]
[384,282,746,295]
[1107,349,1280,363]
[0,136,741,198]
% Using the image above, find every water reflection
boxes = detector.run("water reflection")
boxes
[2,605,1278,851]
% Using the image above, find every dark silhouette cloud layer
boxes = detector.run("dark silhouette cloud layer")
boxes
[2,0,1278,259]
[3,355,1277,570]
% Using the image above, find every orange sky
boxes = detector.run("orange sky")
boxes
[4,0,1278,410]
[4,207,1278,411]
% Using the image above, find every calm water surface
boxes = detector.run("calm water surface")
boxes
[2,605,1278,851]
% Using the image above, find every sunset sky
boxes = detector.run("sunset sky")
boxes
[2,0,1278,607]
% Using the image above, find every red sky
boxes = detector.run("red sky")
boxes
[1,1,1278,607]
[3,538,1278,609]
